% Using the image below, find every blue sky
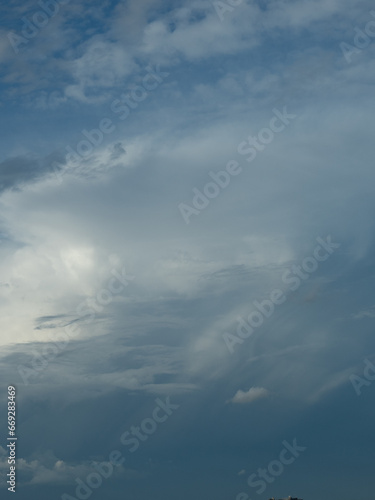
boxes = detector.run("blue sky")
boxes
[1,1,375,499]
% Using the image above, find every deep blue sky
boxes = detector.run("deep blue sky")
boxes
[1,1,375,499]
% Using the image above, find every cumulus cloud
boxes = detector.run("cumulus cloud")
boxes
[0,449,126,487]
[228,387,269,404]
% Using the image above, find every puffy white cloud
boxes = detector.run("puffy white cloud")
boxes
[229,387,269,404]
[0,449,126,487]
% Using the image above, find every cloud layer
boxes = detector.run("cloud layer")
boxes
[1,1,375,499]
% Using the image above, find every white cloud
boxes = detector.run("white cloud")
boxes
[139,2,261,62]
[0,450,126,487]
[64,38,138,103]
[229,387,269,404]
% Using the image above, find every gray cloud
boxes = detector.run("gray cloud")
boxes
[1,1,375,499]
